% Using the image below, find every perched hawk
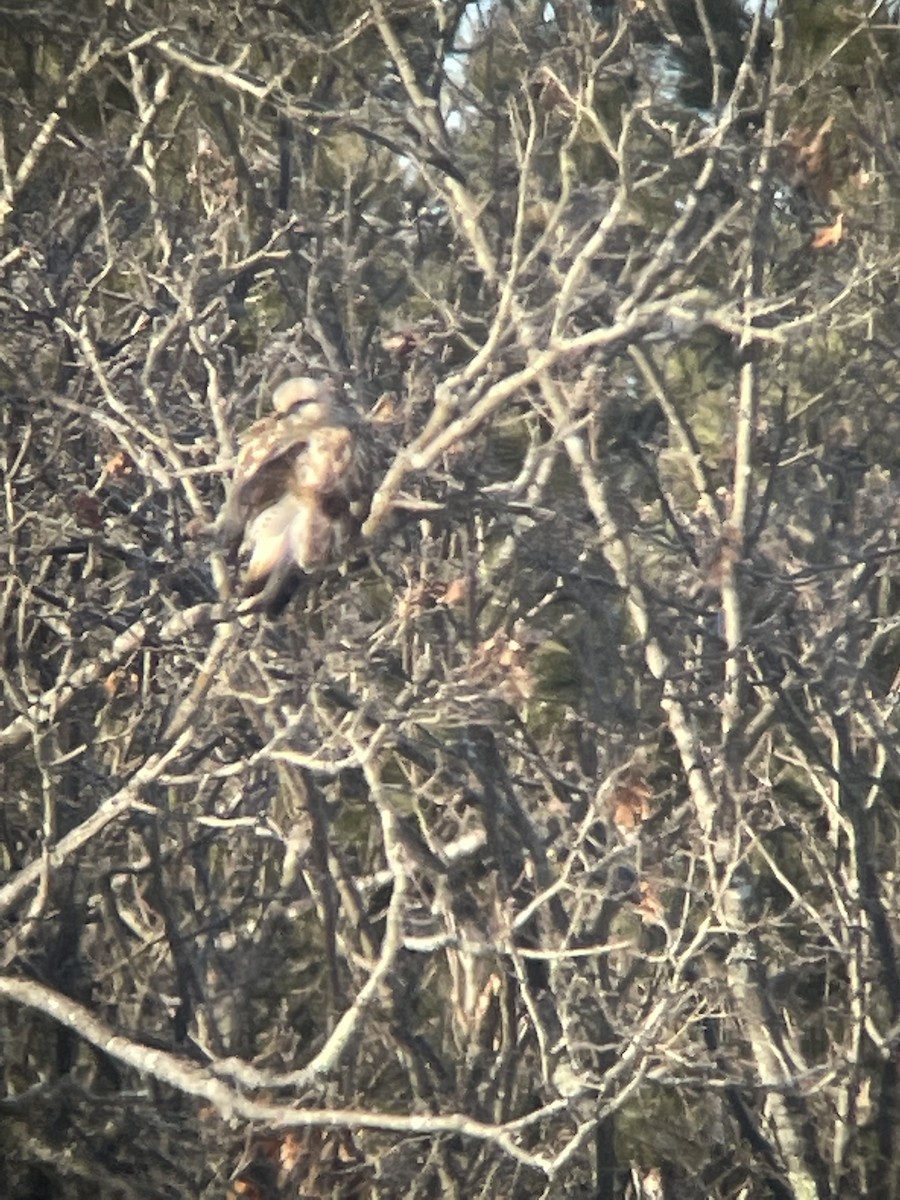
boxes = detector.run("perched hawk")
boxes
[219,377,365,615]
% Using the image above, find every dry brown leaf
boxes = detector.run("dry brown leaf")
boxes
[103,668,139,700]
[636,879,665,922]
[532,66,575,115]
[783,115,835,205]
[104,449,134,479]
[278,1130,302,1174]
[703,527,742,587]
[438,577,468,606]
[608,769,653,832]
[230,1182,265,1200]
[369,391,399,423]
[72,491,103,529]
[396,581,434,620]
[811,212,844,249]
[234,1126,372,1200]
[468,630,535,702]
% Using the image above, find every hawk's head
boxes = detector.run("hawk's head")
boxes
[272,376,336,421]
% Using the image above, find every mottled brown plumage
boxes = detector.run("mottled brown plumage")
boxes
[220,377,364,614]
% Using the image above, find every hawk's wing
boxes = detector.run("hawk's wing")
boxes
[235,398,334,487]
[219,403,333,554]
[293,424,356,498]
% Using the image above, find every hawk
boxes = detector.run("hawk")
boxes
[219,376,365,615]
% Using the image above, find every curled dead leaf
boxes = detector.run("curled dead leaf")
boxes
[103,450,135,480]
[103,668,139,700]
[438,577,468,607]
[468,629,536,703]
[636,879,665,923]
[370,392,399,424]
[72,492,103,530]
[811,212,844,249]
[233,1127,371,1200]
[607,768,653,833]
[783,115,835,206]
